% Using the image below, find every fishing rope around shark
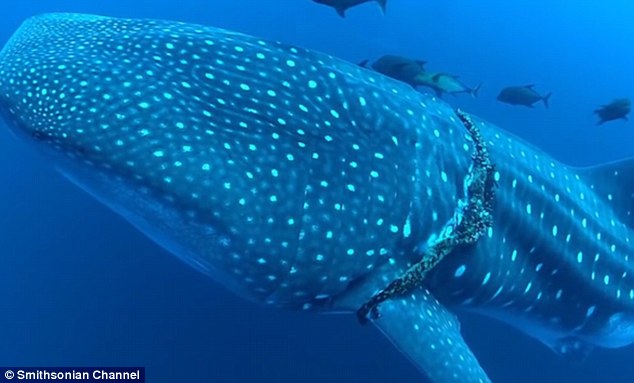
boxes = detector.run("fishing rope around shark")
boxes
[356,109,498,324]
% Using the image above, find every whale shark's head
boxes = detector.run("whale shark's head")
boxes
[0,13,253,160]
[0,14,121,149]
[0,13,456,307]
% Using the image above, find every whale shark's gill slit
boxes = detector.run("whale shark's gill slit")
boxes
[263,178,310,306]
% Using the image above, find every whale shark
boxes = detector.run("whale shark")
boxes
[1,13,634,383]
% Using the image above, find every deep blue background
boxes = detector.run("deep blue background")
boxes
[1,1,633,382]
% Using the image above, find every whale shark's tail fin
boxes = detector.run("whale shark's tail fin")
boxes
[578,158,634,228]
[372,288,491,383]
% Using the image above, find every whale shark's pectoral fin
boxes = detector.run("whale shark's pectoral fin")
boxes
[373,287,491,383]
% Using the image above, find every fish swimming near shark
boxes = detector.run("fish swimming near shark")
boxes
[363,57,480,98]
[595,98,631,125]
[3,13,634,383]
[414,71,482,98]
[362,54,427,88]
[313,0,387,17]
[497,84,552,108]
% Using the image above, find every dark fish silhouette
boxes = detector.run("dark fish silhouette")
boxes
[595,99,631,125]
[363,56,480,98]
[414,71,482,98]
[497,85,551,108]
[363,54,426,88]
[313,0,387,17]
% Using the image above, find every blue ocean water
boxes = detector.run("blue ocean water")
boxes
[0,1,633,382]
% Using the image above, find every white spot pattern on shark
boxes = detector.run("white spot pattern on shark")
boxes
[3,13,634,383]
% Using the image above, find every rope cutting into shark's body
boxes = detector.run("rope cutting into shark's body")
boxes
[357,109,497,324]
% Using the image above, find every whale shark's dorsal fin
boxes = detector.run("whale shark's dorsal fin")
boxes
[577,158,634,228]
[373,288,491,383]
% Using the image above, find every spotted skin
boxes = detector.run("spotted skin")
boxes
[1,13,634,383]
[429,128,634,354]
